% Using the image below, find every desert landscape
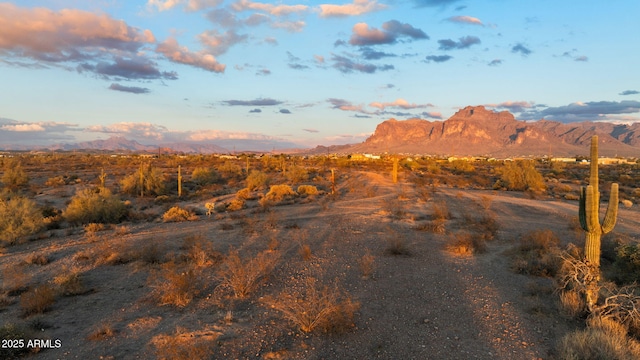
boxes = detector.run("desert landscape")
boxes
[1,145,639,359]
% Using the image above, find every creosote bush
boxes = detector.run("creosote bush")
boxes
[245,170,269,191]
[64,188,127,225]
[263,276,359,333]
[0,195,44,245]
[216,249,280,298]
[162,206,197,223]
[496,160,545,192]
[149,262,201,307]
[259,184,297,207]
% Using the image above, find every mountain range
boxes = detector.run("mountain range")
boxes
[4,106,639,157]
[343,106,640,157]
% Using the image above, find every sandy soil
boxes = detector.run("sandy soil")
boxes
[1,170,639,359]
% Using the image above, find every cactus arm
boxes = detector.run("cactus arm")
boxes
[579,186,589,231]
[602,183,619,234]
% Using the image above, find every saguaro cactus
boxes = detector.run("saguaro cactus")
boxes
[392,157,399,184]
[178,165,182,197]
[578,135,618,308]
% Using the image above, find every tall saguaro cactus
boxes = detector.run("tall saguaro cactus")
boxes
[578,135,618,307]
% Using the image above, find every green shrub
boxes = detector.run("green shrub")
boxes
[63,188,128,225]
[285,166,309,184]
[0,195,44,245]
[1,159,28,189]
[191,167,219,186]
[218,161,243,180]
[496,160,545,191]
[245,170,269,191]
[611,244,640,285]
[120,165,166,196]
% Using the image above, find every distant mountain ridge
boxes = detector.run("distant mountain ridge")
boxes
[345,106,640,157]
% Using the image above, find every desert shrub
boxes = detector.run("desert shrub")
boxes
[120,165,166,196]
[149,262,201,307]
[162,206,196,222]
[559,290,587,318]
[510,229,561,277]
[1,159,29,189]
[447,160,475,174]
[45,175,67,187]
[87,322,116,341]
[245,170,270,191]
[496,160,545,191]
[20,284,56,316]
[359,252,375,278]
[216,249,280,298]
[0,324,33,358]
[432,201,451,220]
[414,219,446,234]
[2,265,29,294]
[152,328,217,360]
[610,244,640,285]
[190,167,219,186]
[557,326,640,360]
[385,234,411,256]
[226,199,245,212]
[263,277,359,333]
[299,244,312,261]
[218,161,243,180]
[260,185,297,206]
[285,166,309,184]
[25,252,49,266]
[235,187,254,200]
[297,185,319,197]
[595,286,640,337]
[53,266,86,296]
[0,195,44,245]
[446,232,487,255]
[64,188,127,225]
[84,222,105,234]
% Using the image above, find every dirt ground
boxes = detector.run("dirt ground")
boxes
[1,170,639,359]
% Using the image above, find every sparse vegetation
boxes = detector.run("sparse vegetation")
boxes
[0,194,44,244]
[216,249,280,298]
[162,206,197,222]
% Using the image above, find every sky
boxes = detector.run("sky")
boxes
[1,0,639,150]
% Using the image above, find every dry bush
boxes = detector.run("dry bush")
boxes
[446,233,486,256]
[260,185,297,207]
[20,284,56,316]
[2,265,29,294]
[382,198,407,220]
[359,252,375,278]
[557,326,640,360]
[87,322,117,341]
[151,327,218,360]
[63,188,127,225]
[162,206,197,223]
[414,219,446,234]
[472,215,500,241]
[53,266,86,296]
[114,225,130,236]
[263,277,359,333]
[182,235,220,268]
[149,262,201,307]
[84,222,105,236]
[559,290,587,318]
[385,233,411,256]
[299,244,312,261]
[226,198,245,212]
[510,229,561,277]
[432,201,451,220]
[595,286,640,338]
[587,315,628,338]
[479,194,493,210]
[556,251,599,300]
[216,249,280,298]
[25,252,49,266]
[297,184,319,197]
[235,187,254,200]
[0,195,44,245]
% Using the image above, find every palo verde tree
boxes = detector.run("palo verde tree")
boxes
[579,135,619,309]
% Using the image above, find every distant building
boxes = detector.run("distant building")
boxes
[551,157,577,163]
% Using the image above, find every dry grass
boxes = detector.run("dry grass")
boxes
[559,290,587,318]
[263,277,359,333]
[216,249,280,299]
[385,233,411,256]
[299,244,312,261]
[53,266,87,296]
[87,322,117,341]
[446,232,486,256]
[151,327,219,360]
[414,219,446,234]
[20,284,56,316]
[2,265,30,294]
[24,252,49,266]
[359,252,375,278]
[149,262,201,307]
[557,326,640,360]
[510,229,561,277]
[432,201,451,220]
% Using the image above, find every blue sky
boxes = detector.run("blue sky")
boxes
[1,0,639,150]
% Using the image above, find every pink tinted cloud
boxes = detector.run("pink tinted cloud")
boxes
[369,98,432,110]
[0,3,154,60]
[148,0,223,11]
[349,23,394,45]
[156,38,226,73]
[447,15,484,26]
[319,0,386,18]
